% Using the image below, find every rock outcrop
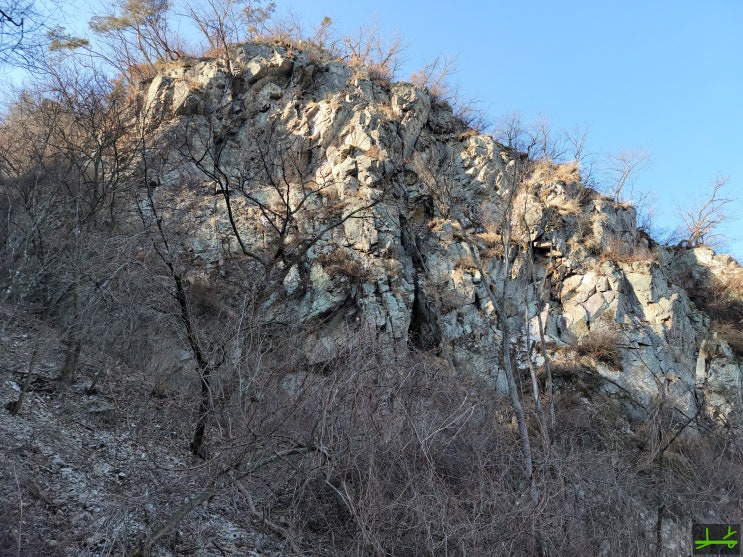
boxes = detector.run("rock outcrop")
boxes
[137,42,742,430]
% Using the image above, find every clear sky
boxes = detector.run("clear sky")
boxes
[8,0,743,259]
[283,0,743,259]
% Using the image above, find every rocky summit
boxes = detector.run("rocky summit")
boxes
[1,41,741,556]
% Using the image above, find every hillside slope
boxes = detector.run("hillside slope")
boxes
[0,42,741,556]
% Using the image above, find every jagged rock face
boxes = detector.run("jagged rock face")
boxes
[138,42,742,425]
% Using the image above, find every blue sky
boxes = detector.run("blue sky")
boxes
[285,0,743,259]
[7,0,742,258]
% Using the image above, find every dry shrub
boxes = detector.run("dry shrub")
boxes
[452,253,475,270]
[576,324,623,368]
[0,460,61,557]
[341,18,406,82]
[167,326,604,555]
[703,278,743,324]
[127,318,743,556]
[315,247,373,281]
[200,45,228,59]
[598,236,654,264]
[409,55,489,132]
[673,269,743,358]
[528,160,580,185]
[183,331,541,555]
[541,391,650,555]
[121,61,161,84]
[285,343,538,556]
[257,12,335,62]
[475,231,505,258]
[546,388,743,556]
[633,399,743,532]
[452,97,490,134]
[714,321,743,357]
[455,127,480,141]
[663,432,743,522]
[3,303,741,556]
[409,55,457,103]
[523,162,585,218]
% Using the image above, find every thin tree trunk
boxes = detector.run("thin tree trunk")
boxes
[61,335,81,382]
[461,225,535,489]
[8,341,39,415]
[524,301,548,439]
[459,168,545,554]
[171,273,213,459]
[62,239,82,383]
[137,138,215,459]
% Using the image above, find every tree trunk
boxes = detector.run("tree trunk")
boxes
[61,334,81,382]
[61,256,82,382]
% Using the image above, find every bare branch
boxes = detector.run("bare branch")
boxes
[341,17,407,81]
[144,445,316,551]
[602,148,650,203]
[410,54,458,103]
[0,0,60,69]
[677,176,735,247]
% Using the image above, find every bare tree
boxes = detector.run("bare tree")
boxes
[602,148,649,203]
[136,99,397,457]
[493,112,590,165]
[340,17,406,81]
[677,176,735,247]
[520,192,555,429]
[414,140,548,552]
[179,108,393,291]
[492,112,546,158]
[491,114,652,208]
[409,54,458,103]
[132,123,222,457]
[0,62,136,385]
[0,2,30,53]
[467,174,538,484]
[184,0,275,71]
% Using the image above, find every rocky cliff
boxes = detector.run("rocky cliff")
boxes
[138,41,742,428]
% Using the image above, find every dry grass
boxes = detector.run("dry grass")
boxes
[455,128,480,141]
[545,193,582,217]
[122,60,166,84]
[475,231,504,255]
[316,247,373,281]
[699,278,743,357]
[528,160,581,185]
[364,144,384,160]
[576,325,623,368]
[596,236,655,264]
[712,322,743,358]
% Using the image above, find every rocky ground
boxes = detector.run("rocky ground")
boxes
[0,304,285,557]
